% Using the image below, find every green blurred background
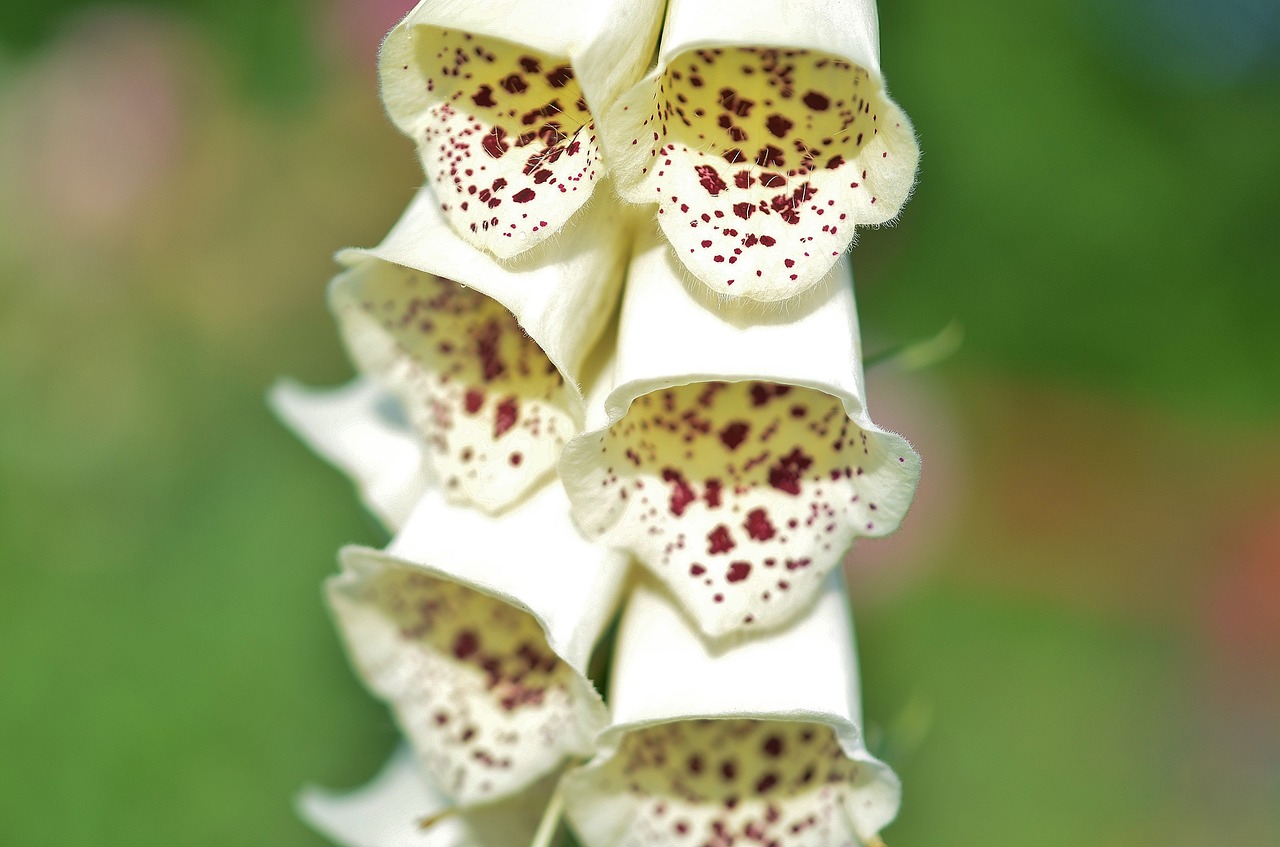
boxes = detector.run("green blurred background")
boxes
[1,0,1277,844]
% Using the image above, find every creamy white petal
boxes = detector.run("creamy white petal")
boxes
[603,0,918,301]
[562,573,899,847]
[559,229,919,637]
[269,378,429,531]
[380,0,664,257]
[299,745,553,847]
[328,482,628,806]
[331,185,628,514]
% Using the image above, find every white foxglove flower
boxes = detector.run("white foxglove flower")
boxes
[270,377,429,530]
[562,573,899,847]
[380,0,665,257]
[559,228,919,638]
[300,745,555,847]
[603,0,918,301]
[330,185,629,514]
[328,482,628,806]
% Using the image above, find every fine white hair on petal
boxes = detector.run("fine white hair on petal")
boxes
[562,573,900,847]
[327,483,628,807]
[380,0,665,256]
[330,185,629,515]
[601,0,919,301]
[269,377,429,532]
[559,227,919,638]
[299,745,554,847]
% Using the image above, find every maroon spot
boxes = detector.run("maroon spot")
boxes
[749,383,792,407]
[734,170,754,189]
[826,154,845,169]
[704,478,723,508]
[481,127,509,158]
[765,114,793,138]
[754,145,784,168]
[690,564,706,576]
[512,187,537,203]
[472,85,496,107]
[701,239,713,248]
[802,91,830,111]
[531,168,553,183]
[721,760,738,780]
[494,396,519,438]
[695,164,727,196]
[762,735,784,757]
[759,235,776,246]
[768,447,814,495]
[744,508,777,541]
[463,389,485,414]
[688,755,704,774]
[733,202,754,220]
[708,525,736,555]
[500,74,527,94]
[719,420,750,450]
[661,467,697,517]
[726,561,752,583]
[546,65,574,87]
[755,773,779,794]
[452,630,479,659]
[508,452,523,466]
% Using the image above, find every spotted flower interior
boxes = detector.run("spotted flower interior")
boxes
[567,719,893,847]
[610,46,917,301]
[329,556,603,807]
[564,380,916,636]
[331,261,577,513]
[389,27,600,258]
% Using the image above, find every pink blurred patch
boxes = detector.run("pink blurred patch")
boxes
[13,10,186,246]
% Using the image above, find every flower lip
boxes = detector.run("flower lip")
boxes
[601,0,918,301]
[559,229,920,637]
[379,0,664,256]
[328,482,629,806]
[269,377,429,531]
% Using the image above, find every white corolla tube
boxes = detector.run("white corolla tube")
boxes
[559,227,919,638]
[562,573,900,847]
[380,0,665,257]
[329,184,630,515]
[603,0,919,302]
[327,482,629,807]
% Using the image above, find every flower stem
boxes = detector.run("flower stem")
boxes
[529,783,566,847]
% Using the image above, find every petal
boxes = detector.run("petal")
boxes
[299,745,553,847]
[269,378,428,531]
[562,574,899,847]
[559,230,919,637]
[603,0,918,301]
[333,186,628,514]
[328,482,628,806]
[380,0,664,257]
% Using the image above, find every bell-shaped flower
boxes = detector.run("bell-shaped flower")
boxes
[602,0,918,301]
[270,377,430,530]
[329,184,629,514]
[559,228,918,638]
[327,480,629,806]
[300,745,556,847]
[562,573,899,847]
[380,0,665,257]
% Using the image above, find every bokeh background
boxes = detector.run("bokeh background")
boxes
[2,0,1278,844]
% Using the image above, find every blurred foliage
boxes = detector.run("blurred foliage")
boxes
[1,0,1277,846]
